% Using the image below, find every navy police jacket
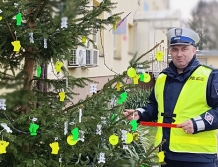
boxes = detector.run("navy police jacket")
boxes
[137,55,218,162]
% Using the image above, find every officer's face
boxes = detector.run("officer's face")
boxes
[169,45,196,72]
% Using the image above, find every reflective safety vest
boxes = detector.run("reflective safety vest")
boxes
[154,66,217,154]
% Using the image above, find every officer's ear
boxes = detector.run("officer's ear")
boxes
[191,45,197,53]
[168,46,172,54]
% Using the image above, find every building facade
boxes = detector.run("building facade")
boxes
[45,0,181,102]
[196,50,218,68]
[0,0,182,102]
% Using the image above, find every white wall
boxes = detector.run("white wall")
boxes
[61,0,181,79]
[0,0,182,99]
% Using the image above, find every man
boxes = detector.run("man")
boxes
[124,27,218,167]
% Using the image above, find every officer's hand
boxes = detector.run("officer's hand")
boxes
[177,120,194,134]
[123,109,140,121]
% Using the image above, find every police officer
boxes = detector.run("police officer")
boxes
[124,27,218,167]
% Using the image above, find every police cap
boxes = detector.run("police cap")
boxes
[166,27,200,46]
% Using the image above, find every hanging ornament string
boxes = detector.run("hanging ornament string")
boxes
[1,110,59,134]
[99,23,118,75]
[1,110,29,134]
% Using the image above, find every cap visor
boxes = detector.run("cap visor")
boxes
[170,42,192,46]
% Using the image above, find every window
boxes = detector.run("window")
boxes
[86,50,91,65]
[128,24,134,54]
[68,49,77,66]
[114,35,122,59]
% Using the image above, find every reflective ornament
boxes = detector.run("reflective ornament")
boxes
[127,67,136,78]
[125,132,133,144]
[144,73,151,83]
[109,134,119,146]
[67,135,78,145]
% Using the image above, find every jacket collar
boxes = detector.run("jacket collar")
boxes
[162,55,201,80]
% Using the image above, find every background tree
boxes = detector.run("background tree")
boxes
[0,0,163,166]
[187,0,218,50]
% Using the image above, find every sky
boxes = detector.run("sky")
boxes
[170,0,200,19]
[170,0,217,20]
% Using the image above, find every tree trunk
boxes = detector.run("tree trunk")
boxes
[21,21,35,114]
[23,56,34,91]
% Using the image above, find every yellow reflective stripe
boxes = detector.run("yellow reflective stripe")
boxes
[155,76,165,83]
[173,66,211,119]
[169,66,217,153]
[154,66,217,153]
[155,130,161,141]
[171,136,217,146]
[154,73,166,146]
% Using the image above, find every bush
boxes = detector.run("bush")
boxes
[124,87,159,166]
[125,88,151,109]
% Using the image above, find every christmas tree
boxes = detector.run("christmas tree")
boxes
[0,0,164,166]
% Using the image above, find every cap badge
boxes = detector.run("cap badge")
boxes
[175,28,182,36]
